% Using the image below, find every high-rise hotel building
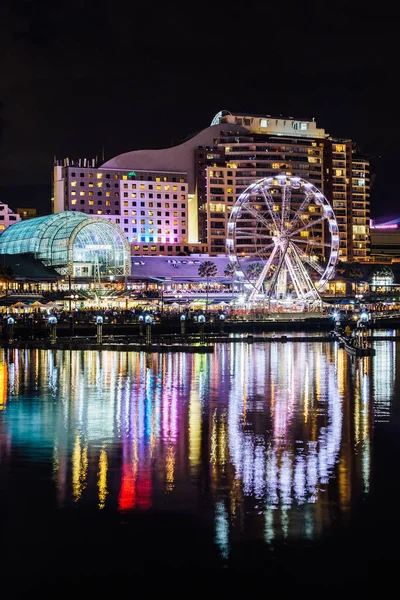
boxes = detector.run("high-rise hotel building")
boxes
[52,110,370,261]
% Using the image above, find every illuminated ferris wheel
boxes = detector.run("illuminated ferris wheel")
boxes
[226,175,340,306]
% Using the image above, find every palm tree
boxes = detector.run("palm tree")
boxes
[224,262,237,296]
[246,262,264,286]
[198,260,218,315]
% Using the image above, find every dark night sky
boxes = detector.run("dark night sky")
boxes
[0,1,399,218]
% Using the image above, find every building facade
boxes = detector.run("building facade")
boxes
[0,202,20,232]
[52,110,371,262]
[53,162,203,256]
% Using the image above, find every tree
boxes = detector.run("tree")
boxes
[198,260,218,315]
[246,262,264,284]
[224,262,237,295]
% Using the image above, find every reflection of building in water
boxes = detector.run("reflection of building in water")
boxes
[0,360,7,411]
[0,343,375,555]
[208,342,373,549]
[372,340,395,423]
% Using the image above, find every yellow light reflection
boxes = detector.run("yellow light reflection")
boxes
[98,447,108,509]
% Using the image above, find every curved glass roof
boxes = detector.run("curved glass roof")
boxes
[0,212,130,276]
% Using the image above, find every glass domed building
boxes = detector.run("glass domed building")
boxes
[0,212,131,280]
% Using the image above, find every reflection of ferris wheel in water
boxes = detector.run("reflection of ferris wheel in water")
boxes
[226,175,340,306]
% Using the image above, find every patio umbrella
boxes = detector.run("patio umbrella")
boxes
[11,301,28,308]
[30,301,47,308]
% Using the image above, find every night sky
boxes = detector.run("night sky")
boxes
[0,1,398,218]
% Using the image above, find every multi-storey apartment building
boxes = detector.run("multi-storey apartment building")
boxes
[53,161,202,256]
[0,202,20,232]
[52,109,371,261]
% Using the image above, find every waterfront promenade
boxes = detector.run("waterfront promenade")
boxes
[1,311,398,351]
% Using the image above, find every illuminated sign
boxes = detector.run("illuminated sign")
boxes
[128,171,136,178]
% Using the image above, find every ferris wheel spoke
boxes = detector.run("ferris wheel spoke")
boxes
[286,248,321,301]
[290,242,325,276]
[248,245,280,300]
[259,188,281,231]
[281,184,292,228]
[290,238,330,248]
[241,202,275,232]
[287,194,313,232]
[256,242,276,257]
[290,215,326,236]
[234,228,273,240]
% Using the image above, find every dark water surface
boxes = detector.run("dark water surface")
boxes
[1,336,399,596]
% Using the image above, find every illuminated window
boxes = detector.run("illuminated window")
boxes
[165,229,170,234]
[336,169,343,176]
[97,173,102,179]
[97,210,103,214]
[149,228,154,234]
[132,219,136,224]
[260,118,268,127]
[272,163,280,169]
[335,145,344,152]
[156,185,161,190]
[123,201,128,206]
[114,174,119,179]
[131,193,137,198]
[140,184,145,190]
[106,201,111,206]
[88,191,93,196]
[88,200,94,205]
[80,191,85,196]
[71,181,76,187]
[71,199,77,205]
[88,173,93,178]
[156,177,160,182]
[164,185,170,191]
[123,184,128,189]
[106,192,111,197]
[149,219,153,225]
[141,219,145,225]
[88,183,93,187]
[71,191,76,196]
[122,175,127,180]
[132,211,137,216]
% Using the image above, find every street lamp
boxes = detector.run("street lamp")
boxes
[158,284,164,316]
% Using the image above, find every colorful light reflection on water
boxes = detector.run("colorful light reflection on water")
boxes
[0,338,397,560]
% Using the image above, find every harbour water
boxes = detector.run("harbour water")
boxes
[1,334,399,595]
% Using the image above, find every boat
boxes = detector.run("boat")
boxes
[332,330,375,357]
